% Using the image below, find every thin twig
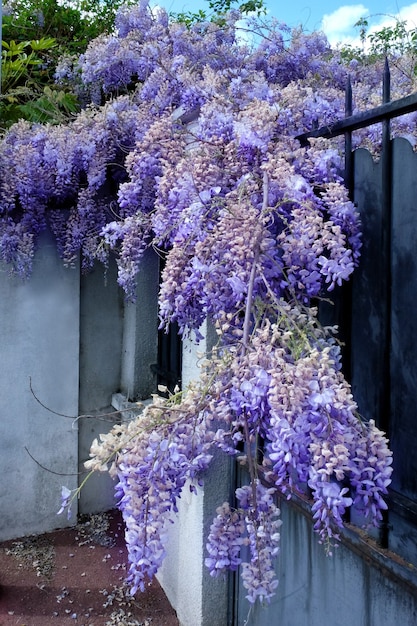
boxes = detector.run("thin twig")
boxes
[29,376,142,422]
[242,171,269,350]
[241,171,270,514]
[25,446,81,476]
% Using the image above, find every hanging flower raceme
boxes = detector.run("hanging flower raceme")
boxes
[206,482,282,604]
[80,391,214,594]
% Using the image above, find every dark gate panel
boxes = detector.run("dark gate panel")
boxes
[390,138,417,501]
[351,148,386,427]
[347,138,417,565]
[156,321,182,393]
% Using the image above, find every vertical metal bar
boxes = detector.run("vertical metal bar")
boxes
[340,77,353,385]
[381,57,391,437]
[169,320,182,391]
[342,77,354,526]
[380,57,392,548]
[344,76,353,195]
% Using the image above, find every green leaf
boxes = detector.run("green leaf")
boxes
[2,40,31,54]
[30,37,57,51]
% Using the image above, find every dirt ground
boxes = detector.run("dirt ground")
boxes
[0,510,179,626]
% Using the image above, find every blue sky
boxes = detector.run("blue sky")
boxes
[157,1,417,45]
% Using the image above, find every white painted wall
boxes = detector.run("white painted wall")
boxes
[157,322,232,626]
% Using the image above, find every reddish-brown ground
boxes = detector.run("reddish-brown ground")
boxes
[0,511,179,626]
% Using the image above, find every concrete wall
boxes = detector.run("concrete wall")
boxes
[0,237,159,537]
[78,249,159,515]
[78,258,124,515]
[119,248,159,401]
[234,495,417,626]
[0,232,80,540]
[157,322,233,626]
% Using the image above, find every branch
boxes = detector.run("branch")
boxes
[242,171,269,350]
[25,446,81,476]
[29,377,143,423]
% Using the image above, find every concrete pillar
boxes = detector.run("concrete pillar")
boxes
[78,257,124,514]
[157,322,232,626]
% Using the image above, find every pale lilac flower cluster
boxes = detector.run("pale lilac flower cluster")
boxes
[349,420,393,522]
[262,313,392,541]
[0,219,35,277]
[205,502,246,575]
[112,405,213,594]
[236,482,281,604]
[149,107,361,333]
[69,394,214,594]
[102,213,152,299]
[200,309,393,546]
[310,479,353,544]
[206,482,281,604]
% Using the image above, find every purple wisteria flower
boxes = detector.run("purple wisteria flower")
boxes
[236,482,282,604]
[57,486,74,519]
[206,481,281,604]
[205,502,246,575]
[113,407,213,593]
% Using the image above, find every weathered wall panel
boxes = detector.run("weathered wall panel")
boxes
[235,499,417,626]
[78,257,124,514]
[0,232,79,540]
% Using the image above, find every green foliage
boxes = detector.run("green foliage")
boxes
[173,9,208,27]
[340,16,417,73]
[1,0,134,131]
[16,86,79,122]
[0,0,266,129]
[2,39,55,91]
[0,37,78,131]
[360,16,417,57]
[2,0,129,54]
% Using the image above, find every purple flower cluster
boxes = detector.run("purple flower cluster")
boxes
[0,97,150,274]
[206,481,281,604]
[114,407,213,594]
[236,483,281,604]
[205,502,246,575]
[201,309,393,546]
[349,420,393,522]
[146,112,361,332]
[57,485,75,519]
[310,479,353,545]
[102,213,152,299]
[3,0,406,298]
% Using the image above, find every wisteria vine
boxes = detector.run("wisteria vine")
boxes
[0,1,400,606]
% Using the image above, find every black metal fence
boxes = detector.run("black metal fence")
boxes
[298,59,417,563]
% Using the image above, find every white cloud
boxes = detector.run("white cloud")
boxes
[321,4,369,46]
[366,3,417,35]
[321,3,417,48]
